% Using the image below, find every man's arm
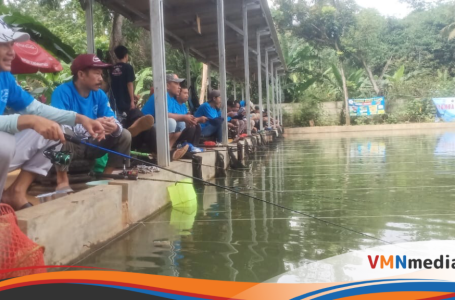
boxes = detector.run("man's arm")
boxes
[0,100,77,135]
[127,65,136,110]
[127,82,135,109]
[0,114,22,134]
[168,113,187,122]
[20,99,76,127]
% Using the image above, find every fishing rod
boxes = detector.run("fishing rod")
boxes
[61,133,392,245]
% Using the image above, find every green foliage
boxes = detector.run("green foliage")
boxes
[6,0,112,55]
[134,67,153,106]
[16,61,72,103]
[0,4,77,62]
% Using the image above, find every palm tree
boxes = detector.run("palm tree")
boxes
[441,22,455,41]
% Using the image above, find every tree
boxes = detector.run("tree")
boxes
[343,9,391,96]
[274,0,358,125]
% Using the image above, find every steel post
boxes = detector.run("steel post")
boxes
[243,1,252,135]
[217,0,228,144]
[149,0,169,166]
[270,61,275,129]
[84,0,95,54]
[185,46,191,88]
[257,32,263,131]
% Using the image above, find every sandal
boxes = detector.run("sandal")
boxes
[171,144,189,161]
[127,115,154,138]
[18,202,33,211]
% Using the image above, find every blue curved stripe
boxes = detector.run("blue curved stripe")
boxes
[74,284,210,300]
[292,279,438,300]
[311,282,455,300]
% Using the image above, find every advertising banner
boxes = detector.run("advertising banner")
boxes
[433,97,455,122]
[348,97,386,117]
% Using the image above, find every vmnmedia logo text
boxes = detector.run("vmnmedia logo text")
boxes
[368,255,455,269]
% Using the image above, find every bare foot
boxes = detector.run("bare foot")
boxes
[1,189,28,211]
[55,183,72,191]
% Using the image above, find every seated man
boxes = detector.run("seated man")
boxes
[51,54,132,191]
[142,74,204,158]
[0,24,104,210]
[176,87,206,148]
[195,90,224,143]
[227,99,246,137]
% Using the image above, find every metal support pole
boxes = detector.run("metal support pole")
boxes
[185,46,191,88]
[265,51,270,128]
[257,32,263,131]
[84,0,95,54]
[241,85,245,102]
[273,68,280,126]
[278,76,282,126]
[270,61,275,129]
[217,0,228,144]
[233,82,237,100]
[279,77,283,126]
[243,1,252,135]
[150,0,169,166]
[207,64,212,94]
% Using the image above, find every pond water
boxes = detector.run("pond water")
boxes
[78,130,455,282]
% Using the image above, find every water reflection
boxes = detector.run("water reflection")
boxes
[79,131,455,282]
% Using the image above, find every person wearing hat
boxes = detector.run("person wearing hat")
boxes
[51,54,132,192]
[141,74,201,159]
[194,90,224,143]
[0,21,105,210]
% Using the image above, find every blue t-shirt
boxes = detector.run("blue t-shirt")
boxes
[51,81,114,119]
[194,102,221,128]
[0,72,34,115]
[168,97,188,115]
[142,92,187,118]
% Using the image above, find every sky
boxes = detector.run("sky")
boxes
[355,0,413,18]
[267,0,414,18]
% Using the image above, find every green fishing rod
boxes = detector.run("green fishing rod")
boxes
[62,133,392,245]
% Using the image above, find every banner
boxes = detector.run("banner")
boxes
[433,98,455,122]
[5,240,455,300]
[348,97,386,117]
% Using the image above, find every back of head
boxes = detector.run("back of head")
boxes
[114,45,129,60]
[208,90,221,102]
[227,99,235,107]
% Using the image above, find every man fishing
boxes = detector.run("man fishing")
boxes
[51,54,132,193]
[0,21,104,210]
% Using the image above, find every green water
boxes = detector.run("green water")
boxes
[79,130,455,282]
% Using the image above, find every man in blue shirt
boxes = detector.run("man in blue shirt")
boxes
[195,90,224,142]
[0,22,104,210]
[142,74,207,158]
[51,54,132,191]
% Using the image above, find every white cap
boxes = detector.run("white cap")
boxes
[0,19,30,43]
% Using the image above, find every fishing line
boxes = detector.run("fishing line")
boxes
[62,134,392,245]
[226,185,362,203]
[177,159,250,174]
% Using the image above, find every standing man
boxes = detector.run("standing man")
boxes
[0,21,104,210]
[110,45,136,115]
[51,54,132,191]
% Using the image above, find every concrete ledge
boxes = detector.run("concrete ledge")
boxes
[284,123,455,136]
[15,135,273,266]
[17,185,123,265]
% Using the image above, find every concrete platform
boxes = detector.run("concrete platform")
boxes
[284,123,455,136]
[13,133,279,266]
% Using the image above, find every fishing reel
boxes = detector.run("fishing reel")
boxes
[43,143,72,166]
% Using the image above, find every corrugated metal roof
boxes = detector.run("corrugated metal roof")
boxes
[97,0,286,80]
